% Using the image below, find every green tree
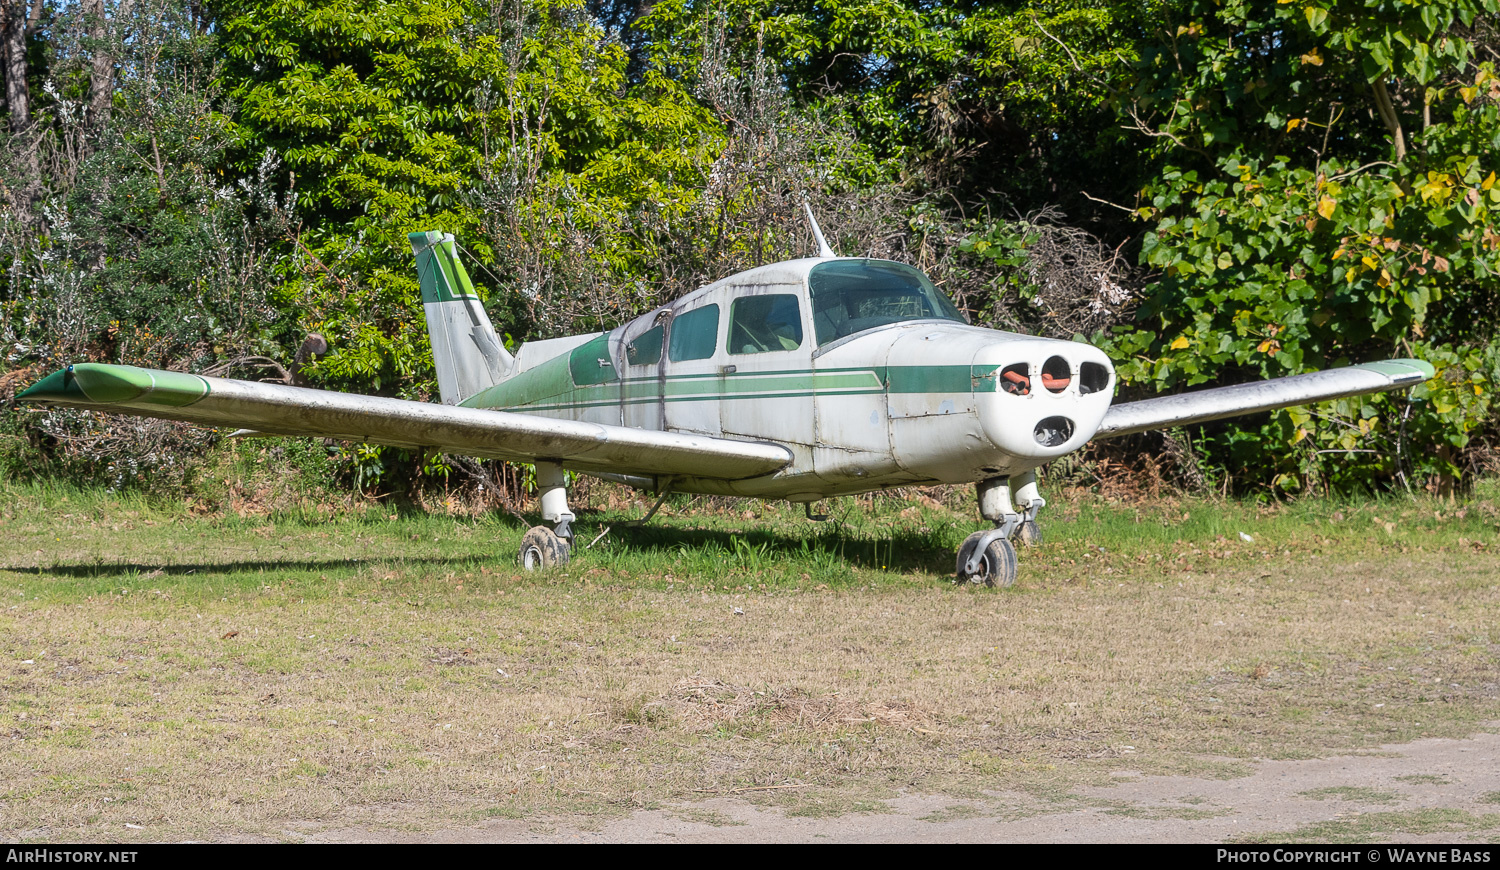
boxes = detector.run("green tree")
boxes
[639,0,1152,225]
[217,0,725,394]
[0,0,287,492]
[1110,0,1500,491]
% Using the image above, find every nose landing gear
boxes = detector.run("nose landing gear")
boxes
[1013,471,1046,549]
[957,470,1046,587]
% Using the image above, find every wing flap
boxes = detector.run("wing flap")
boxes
[18,363,792,480]
[1094,359,1435,440]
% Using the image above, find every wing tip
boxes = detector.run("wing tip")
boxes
[15,366,81,404]
[1362,358,1436,384]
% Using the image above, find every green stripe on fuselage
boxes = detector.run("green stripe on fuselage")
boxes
[887,365,981,393]
[460,363,998,414]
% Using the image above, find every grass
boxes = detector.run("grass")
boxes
[1298,786,1403,805]
[1231,809,1500,844]
[918,804,987,823]
[2,476,1500,841]
[666,807,746,827]
[1102,804,1231,820]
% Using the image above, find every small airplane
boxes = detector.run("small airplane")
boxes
[17,209,1434,586]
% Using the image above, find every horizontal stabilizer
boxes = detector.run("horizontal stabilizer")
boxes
[1093,359,1434,440]
[18,363,792,480]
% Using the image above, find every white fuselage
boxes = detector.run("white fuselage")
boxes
[463,257,1116,500]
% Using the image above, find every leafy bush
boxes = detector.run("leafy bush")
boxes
[1104,0,1500,492]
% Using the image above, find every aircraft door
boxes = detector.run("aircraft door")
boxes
[719,285,815,469]
[661,301,724,437]
[617,310,670,431]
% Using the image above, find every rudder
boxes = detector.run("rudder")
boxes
[410,231,514,405]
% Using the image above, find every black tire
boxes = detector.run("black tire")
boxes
[955,531,1019,588]
[1017,519,1043,548]
[518,526,570,570]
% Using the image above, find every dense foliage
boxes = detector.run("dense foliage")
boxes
[1114,0,1500,491]
[0,0,1497,497]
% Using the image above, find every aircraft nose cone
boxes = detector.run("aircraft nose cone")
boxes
[973,337,1115,462]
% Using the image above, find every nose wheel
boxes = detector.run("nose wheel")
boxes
[519,525,570,569]
[956,532,1018,587]
[958,470,1045,586]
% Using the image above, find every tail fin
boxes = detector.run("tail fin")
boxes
[410,231,514,405]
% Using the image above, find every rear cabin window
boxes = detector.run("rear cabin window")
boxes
[809,260,966,346]
[625,324,664,366]
[668,304,719,361]
[729,294,804,355]
[568,333,617,385]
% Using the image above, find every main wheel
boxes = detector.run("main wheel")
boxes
[955,532,1018,588]
[518,526,570,570]
[1016,519,1043,548]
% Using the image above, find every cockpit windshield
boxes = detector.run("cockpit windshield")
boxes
[808,260,967,346]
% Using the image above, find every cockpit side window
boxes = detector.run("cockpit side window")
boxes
[668,304,720,362]
[809,260,966,346]
[729,294,804,355]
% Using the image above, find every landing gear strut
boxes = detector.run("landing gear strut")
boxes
[956,470,1046,587]
[518,461,574,570]
[1013,470,1046,549]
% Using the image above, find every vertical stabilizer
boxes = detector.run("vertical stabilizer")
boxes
[410,231,515,405]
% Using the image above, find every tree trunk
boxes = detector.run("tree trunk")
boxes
[4,0,40,212]
[86,0,111,128]
[4,0,31,135]
[85,0,131,128]
[1371,76,1408,162]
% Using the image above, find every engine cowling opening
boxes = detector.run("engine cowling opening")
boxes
[1034,416,1074,447]
[1041,356,1071,393]
[1001,363,1030,396]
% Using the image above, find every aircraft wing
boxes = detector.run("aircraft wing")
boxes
[16,363,792,480]
[1093,359,1435,440]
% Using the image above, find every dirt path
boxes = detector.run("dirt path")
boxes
[283,730,1500,843]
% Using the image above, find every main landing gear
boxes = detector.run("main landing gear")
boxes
[956,470,1046,588]
[518,461,574,570]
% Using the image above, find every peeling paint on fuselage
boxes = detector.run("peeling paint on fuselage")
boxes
[461,258,1117,500]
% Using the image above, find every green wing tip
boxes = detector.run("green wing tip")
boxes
[15,363,207,407]
[15,366,83,403]
[1355,358,1437,382]
[69,363,154,403]
[17,363,151,404]
[1404,359,1437,380]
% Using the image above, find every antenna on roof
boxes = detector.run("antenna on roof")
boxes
[803,202,837,258]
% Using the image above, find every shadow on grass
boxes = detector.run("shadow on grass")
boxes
[11,555,489,579]
[7,515,963,582]
[595,520,957,574]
